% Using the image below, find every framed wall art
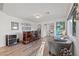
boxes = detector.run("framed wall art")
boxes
[11,22,19,30]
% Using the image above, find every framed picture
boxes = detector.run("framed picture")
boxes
[21,23,31,31]
[56,21,65,39]
[11,22,19,30]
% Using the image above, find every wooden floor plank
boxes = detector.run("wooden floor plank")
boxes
[0,37,51,56]
[0,39,41,56]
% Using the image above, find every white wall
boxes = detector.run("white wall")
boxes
[0,11,36,47]
[0,11,22,47]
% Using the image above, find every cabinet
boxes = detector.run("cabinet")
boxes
[6,35,19,46]
[23,31,41,44]
[23,32,32,44]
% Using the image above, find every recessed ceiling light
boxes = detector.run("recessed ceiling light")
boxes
[33,13,42,19]
[35,15,41,19]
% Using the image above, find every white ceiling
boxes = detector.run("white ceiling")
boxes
[1,3,72,22]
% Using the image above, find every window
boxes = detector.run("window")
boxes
[67,15,76,37]
[67,3,77,37]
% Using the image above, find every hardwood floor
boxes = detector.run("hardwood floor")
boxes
[0,39,41,56]
[0,37,52,56]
